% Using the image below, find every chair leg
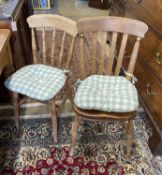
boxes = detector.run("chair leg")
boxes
[59,81,74,113]
[13,92,19,129]
[123,121,127,130]
[51,99,57,143]
[58,95,68,114]
[67,81,74,107]
[69,114,80,156]
[125,120,133,158]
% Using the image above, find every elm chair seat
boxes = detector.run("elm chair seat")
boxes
[5,64,66,101]
[74,75,138,113]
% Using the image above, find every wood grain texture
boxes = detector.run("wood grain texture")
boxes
[0,0,33,103]
[0,29,12,74]
[110,0,162,155]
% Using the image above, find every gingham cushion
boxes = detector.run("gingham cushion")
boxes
[74,75,139,112]
[5,64,66,101]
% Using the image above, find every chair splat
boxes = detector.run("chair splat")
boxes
[31,28,38,64]
[42,28,46,64]
[115,33,128,76]
[98,32,107,75]
[126,37,141,81]
[50,28,56,66]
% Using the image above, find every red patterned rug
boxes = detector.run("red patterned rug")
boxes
[4,146,125,175]
[0,106,159,175]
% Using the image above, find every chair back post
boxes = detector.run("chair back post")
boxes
[31,28,38,64]
[65,36,76,69]
[91,32,97,74]
[79,34,85,80]
[50,28,56,66]
[114,33,128,76]
[126,37,141,81]
[106,31,117,75]
[42,28,46,64]
[98,31,107,75]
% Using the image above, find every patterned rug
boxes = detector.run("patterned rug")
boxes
[0,103,162,175]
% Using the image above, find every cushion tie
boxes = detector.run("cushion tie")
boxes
[124,70,137,84]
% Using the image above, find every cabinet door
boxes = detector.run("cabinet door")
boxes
[0,0,33,103]
[140,30,162,81]
[125,0,162,35]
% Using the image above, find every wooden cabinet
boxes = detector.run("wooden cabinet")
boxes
[109,0,125,16]
[0,0,33,69]
[0,29,12,75]
[88,0,109,9]
[110,0,162,155]
[0,0,33,103]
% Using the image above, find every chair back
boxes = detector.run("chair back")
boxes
[77,16,148,80]
[27,14,77,69]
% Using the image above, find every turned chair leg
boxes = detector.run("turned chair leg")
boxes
[125,120,133,158]
[69,114,80,156]
[13,92,19,129]
[66,81,74,107]
[59,81,74,113]
[51,99,57,143]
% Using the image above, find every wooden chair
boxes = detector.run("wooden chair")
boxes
[4,14,77,142]
[69,16,148,158]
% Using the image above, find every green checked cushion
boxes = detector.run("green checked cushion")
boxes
[5,64,66,101]
[74,75,139,113]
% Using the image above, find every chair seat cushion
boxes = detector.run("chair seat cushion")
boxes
[74,75,139,112]
[5,64,66,101]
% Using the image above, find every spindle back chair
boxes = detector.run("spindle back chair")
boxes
[5,14,77,143]
[69,16,148,158]
[28,14,77,69]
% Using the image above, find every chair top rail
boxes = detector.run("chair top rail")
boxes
[77,16,148,38]
[27,14,77,37]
